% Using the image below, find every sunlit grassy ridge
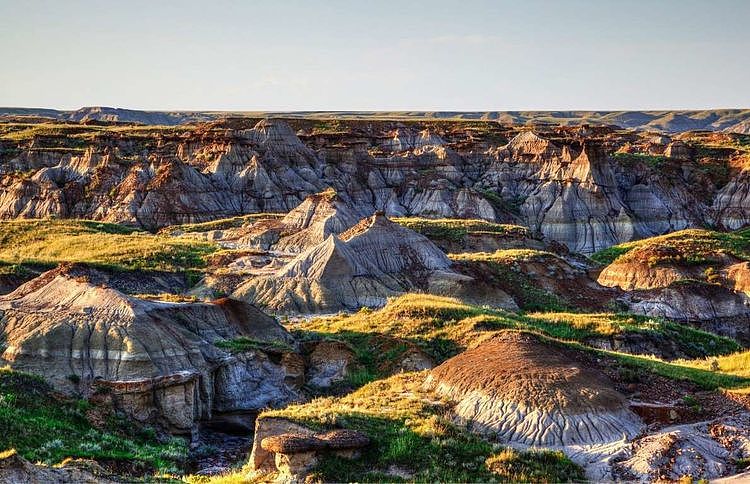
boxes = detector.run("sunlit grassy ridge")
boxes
[681,350,750,378]
[450,248,555,263]
[161,213,284,234]
[392,217,531,243]
[591,228,750,266]
[0,219,217,272]
[295,293,740,369]
[258,373,586,483]
[0,367,186,474]
[0,122,187,142]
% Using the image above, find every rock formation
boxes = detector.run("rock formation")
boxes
[613,415,750,481]
[231,213,459,313]
[259,429,370,480]
[0,264,301,432]
[0,449,116,484]
[3,118,746,252]
[424,332,643,479]
[628,281,750,343]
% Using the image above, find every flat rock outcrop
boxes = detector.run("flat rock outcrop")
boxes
[0,264,301,432]
[232,213,458,313]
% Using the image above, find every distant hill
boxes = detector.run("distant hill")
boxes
[1,106,749,133]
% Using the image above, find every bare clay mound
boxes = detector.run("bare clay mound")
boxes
[425,332,643,470]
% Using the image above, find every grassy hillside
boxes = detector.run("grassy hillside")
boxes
[0,219,217,273]
[0,368,186,474]
[294,294,742,379]
[161,214,283,234]
[591,228,750,266]
[392,217,531,243]
[251,373,586,483]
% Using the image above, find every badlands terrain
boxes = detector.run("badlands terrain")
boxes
[0,111,750,482]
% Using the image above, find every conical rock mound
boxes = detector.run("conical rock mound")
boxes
[504,131,562,161]
[232,213,454,313]
[425,332,641,448]
[424,332,644,480]
[275,189,363,253]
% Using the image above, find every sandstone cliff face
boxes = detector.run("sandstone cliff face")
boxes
[1,119,747,253]
[0,265,301,431]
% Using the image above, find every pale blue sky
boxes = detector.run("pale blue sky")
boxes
[1,0,748,111]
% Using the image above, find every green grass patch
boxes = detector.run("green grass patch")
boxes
[613,152,669,168]
[0,367,187,473]
[0,219,218,273]
[591,227,750,266]
[262,373,585,483]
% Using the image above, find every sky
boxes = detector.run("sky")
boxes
[1,0,748,111]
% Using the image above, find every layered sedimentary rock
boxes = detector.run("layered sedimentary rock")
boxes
[628,281,750,343]
[232,213,457,313]
[424,332,643,479]
[0,264,301,431]
[714,168,750,230]
[0,119,326,229]
[479,134,706,253]
[1,118,747,252]
[272,189,363,253]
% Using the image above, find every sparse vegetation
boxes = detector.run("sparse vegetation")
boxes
[294,294,739,368]
[450,250,571,311]
[393,217,531,243]
[161,213,284,234]
[613,152,669,168]
[590,228,750,266]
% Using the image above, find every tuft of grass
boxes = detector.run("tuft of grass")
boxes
[0,219,217,273]
[0,367,187,474]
